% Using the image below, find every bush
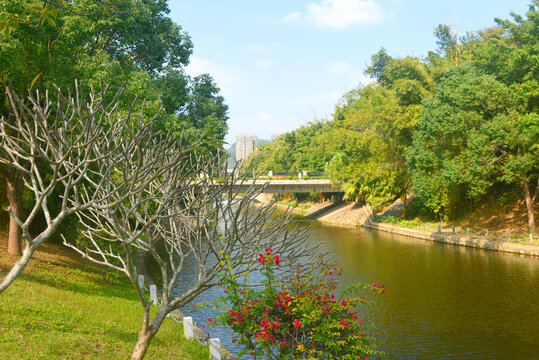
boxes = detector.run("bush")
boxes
[207,249,384,359]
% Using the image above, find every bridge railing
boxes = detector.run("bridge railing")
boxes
[243,171,328,180]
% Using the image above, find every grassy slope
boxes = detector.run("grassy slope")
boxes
[402,188,539,235]
[448,194,537,234]
[0,236,207,360]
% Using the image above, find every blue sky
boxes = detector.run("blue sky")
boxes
[168,0,532,145]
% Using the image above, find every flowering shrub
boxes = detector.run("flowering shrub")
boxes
[208,249,384,359]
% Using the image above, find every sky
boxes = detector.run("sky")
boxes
[168,0,532,145]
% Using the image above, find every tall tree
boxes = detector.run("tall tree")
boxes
[326,83,422,208]
[365,47,392,85]
[406,62,537,228]
[0,0,228,254]
[0,83,193,292]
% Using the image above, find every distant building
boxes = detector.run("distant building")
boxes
[236,133,257,162]
[271,131,284,141]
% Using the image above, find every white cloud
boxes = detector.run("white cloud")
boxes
[254,58,276,69]
[327,60,354,73]
[258,112,274,121]
[247,44,267,53]
[292,90,343,106]
[247,42,281,54]
[348,72,373,87]
[230,112,280,140]
[186,56,243,97]
[282,11,302,23]
[284,0,385,28]
[327,61,374,87]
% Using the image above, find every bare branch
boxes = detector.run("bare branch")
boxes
[0,81,168,293]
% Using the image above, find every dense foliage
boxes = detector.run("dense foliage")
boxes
[0,0,229,251]
[247,2,539,231]
[0,0,228,140]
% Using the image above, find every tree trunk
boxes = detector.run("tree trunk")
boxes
[400,194,407,219]
[522,180,536,234]
[131,329,157,360]
[0,243,36,293]
[131,307,169,360]
[6,168,23,255]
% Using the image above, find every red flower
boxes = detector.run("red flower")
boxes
[293,318,302,329]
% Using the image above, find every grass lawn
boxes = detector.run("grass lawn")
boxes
[0,236,208,360]
[276,200,311,209]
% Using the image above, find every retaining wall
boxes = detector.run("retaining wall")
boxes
[362,216,539,257]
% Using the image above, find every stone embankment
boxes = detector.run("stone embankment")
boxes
[362,216,539,257]
[361,205,539,257]
[254,195,539,257]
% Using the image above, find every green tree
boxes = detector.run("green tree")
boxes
[365,47,392,85]
[0,0,228,254]
[327,84,422,209]
[406,62,537,228]
[475,110,539,233]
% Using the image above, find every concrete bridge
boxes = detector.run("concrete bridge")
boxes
[229,179,340,194]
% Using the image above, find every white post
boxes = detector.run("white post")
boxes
[138,275,145,289]
[437,225,441,232]
[149,284,157,305]
[298,172,302,179]
[530,233,534,242]
[209,338,221,360]
[183,317,194,339]
[268,170,273,177]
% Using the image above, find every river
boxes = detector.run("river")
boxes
[171,216,539,359]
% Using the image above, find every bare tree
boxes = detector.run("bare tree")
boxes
[0,82,193,293]
[0,81,319,359]
[65,152,318,360]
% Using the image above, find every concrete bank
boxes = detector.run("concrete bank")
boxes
[253,193,342,218]
[363,219,539,257]
[255,195,539,257]
[358,204,539,257]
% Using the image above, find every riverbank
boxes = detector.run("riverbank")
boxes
[254,196,539,257]
[363,217,539,257]
[0,238,208,359]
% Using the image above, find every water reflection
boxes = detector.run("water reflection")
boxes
[170,217,539,359]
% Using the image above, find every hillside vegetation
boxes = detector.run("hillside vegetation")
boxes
[246,3,539,234]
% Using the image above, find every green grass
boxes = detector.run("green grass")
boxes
[276,200,311,209]
[376,215,424,228]
[0,240,208,360]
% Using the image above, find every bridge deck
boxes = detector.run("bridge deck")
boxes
[230,179,340,193]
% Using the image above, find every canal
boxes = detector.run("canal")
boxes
[172,217,539,359]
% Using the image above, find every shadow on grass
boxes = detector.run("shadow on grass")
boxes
[0,241,138,302]
[16,270,137,302]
